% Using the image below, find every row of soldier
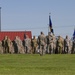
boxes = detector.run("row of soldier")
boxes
[37,32,74,55]
[0,32,75,55]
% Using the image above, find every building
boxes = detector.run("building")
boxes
[0,31,32,41]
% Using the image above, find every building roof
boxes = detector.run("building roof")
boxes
[0,31,32,41]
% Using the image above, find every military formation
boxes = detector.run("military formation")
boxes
[0,31,75,55]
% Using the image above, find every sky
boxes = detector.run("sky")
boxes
[0,0,75,38]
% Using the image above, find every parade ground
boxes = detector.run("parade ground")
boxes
[0,54,75,75]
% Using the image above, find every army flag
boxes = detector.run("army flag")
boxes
[49,15,54,33]
[73,28,75,39]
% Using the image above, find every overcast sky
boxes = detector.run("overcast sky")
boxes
[0,0,75,38]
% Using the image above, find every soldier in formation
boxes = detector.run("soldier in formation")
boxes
[31,36,38,54]
[2,36,8,53]
[6,37,14,54]
[37,32,47,56]
[64,35,70,53]
[0,32,74,54]
[46,32,54,54]
[0,41,3,54]
[24,35,31,53]
[56,36,64,54]
[16,36,24,54]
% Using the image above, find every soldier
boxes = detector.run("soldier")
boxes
[6,37,14,53]
[56,36,63,54]
[37,32,46,56]
[46,32,54,54]
[2,36,8,53]
[53,35,57,54]
[31,36,38,54]
[64,35,70,54]
[9,41,14,54]
[0,41,3,54]
[13,36,19,53]
[17,37,25,54]
[6,37,10,53]
[24,35,31,53]
[14,36,24,54]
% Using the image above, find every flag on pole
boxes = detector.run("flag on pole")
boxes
[73,28,75,39]
[49,14,54,33]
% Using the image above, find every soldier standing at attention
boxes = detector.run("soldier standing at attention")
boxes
[47,32,54,54]
[2,36,8,53]
[31,36,38,54]
[38,32,46,56]
[7,37,12,53]
[24,35,31,53]
[57,36,63,54]
[64,35,70,54]
[0,41,3,54]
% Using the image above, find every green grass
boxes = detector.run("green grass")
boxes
[0,54,75,75]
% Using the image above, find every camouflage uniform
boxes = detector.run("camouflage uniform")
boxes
[14,36,24,54]
[64,35,70,53]
[46,32,54,54]
[53,35,57,54]
[2,36,8,53]
[9,42,14,54]
[31,36,38,54]
[57,36,63,54]
[18,37,24,54]
[24,35,31,53]
[6,37,14,53]
[38,32,46,56]
[14,36,19,53]
[0,41,3,54]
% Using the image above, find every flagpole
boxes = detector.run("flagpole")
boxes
[47,24,49,34]
[49,12,51,33]
[49,12,54,35]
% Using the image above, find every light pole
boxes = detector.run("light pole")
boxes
[0,7,1,31]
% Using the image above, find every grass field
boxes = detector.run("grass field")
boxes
[0,54,75,75]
